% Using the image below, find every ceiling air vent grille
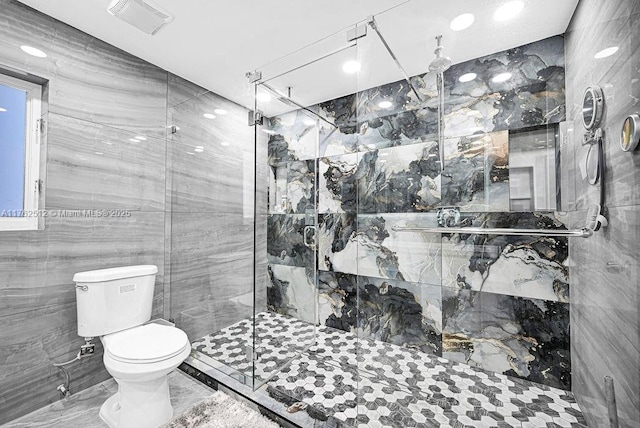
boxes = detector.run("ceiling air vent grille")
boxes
[107,0,173,35]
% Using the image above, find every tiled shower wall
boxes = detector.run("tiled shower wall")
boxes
[267,35,574,391]
[564,0,640,426]
[0,1,265,423]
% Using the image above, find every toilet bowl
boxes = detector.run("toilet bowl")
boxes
[73,265,191,428]
[99,323,191,428]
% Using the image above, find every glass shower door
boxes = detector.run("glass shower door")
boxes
[251,33,360,391]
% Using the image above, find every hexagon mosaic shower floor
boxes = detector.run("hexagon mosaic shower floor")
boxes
[193,312,587,428]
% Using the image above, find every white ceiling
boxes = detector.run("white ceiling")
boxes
[16,0,579,115]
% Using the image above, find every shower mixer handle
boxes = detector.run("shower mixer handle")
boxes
[303,226,316,249]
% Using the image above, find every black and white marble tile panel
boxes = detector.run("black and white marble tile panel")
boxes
[442,287,571,391]
[319,213,442,284]
[268,110,319,163]
[357,143,442,214]
[356,214,441,284]
[443,36,566,139]
[318,154,359,213]
[441,212,569,302]
[269,160,316,214]
[268,264,317,324]
[441,131,510,212]
[316,271,442,356]
[267,214,314,268]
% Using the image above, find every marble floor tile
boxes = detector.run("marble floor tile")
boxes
[2,370,213,428]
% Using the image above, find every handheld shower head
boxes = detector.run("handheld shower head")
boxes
[429,35,452,73]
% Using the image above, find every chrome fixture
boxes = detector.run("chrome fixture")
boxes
[430,35,452,171]
[620,113,640,152]
[392,205,606,238]
[367,16,423,102]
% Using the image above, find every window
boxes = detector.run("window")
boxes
[0,72,43,231]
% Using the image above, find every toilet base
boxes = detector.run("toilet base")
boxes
[100,376,174,428]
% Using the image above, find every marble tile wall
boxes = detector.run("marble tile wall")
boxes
[0,1,266,423]
[266,35,572,391]
[564,0,640,426]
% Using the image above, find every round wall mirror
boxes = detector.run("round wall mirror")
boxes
[582,86,604,130]
[620,113,640,152]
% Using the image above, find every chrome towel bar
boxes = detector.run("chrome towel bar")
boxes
[390,226,593,238]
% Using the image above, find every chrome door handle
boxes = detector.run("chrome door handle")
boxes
[303,225,316,248]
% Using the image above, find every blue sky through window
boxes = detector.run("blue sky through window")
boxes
[0,83,27,212]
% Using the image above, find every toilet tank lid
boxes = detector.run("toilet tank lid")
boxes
[73,265,158,283]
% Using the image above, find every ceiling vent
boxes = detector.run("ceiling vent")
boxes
[107,0,173,35]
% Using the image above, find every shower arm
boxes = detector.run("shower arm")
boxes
[259,82,337,129]
[367,16,423,102]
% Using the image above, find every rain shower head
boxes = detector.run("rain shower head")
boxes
[428,35,452,74]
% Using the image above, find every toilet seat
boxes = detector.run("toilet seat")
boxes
[104,323,189,364]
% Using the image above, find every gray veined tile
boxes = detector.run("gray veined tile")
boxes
[0,1,169,139]
[0,212,165,318]
[168,73,210,108]
[168,91,255,214]
[45,113,166,211]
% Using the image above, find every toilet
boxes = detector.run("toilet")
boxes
[73,265,190,428]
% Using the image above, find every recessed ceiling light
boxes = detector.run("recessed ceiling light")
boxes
[135,135,147,141]
[95,152,104,155]
[378,100,394,109]
[128,138,139,143]
[594,46,619,59]
[186,151,195,155]
[342,60,361,74]
[221,141,230,146]
[194,146,204,152]
[0,107,6,112]
[203,113,216,119]
[494,1,524,21]
[214,108,227,115]
[20,45,47,58]
[257,93,272,102]
[492,72,512,83]
[459,73,477,83]
[450,13,475,31]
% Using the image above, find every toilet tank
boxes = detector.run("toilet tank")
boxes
[73,265,158,338]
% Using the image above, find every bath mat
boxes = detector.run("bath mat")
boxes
[161,391,279,428]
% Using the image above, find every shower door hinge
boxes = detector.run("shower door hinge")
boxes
[248,109,264,126]
[347,22,368,42]
[246,71,262,83]
[37,118,45,133]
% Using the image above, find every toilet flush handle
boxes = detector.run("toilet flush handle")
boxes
[75,284,88,292]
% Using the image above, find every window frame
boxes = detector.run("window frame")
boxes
[0,72,43,231]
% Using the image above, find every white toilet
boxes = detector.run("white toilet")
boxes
[73,265,191,428]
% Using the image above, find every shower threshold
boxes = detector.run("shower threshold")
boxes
[188,312,587,428]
